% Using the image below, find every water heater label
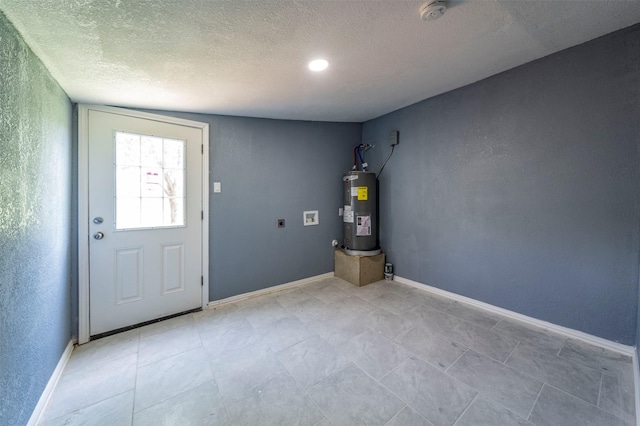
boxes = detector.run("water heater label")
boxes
[357,215,371,236]
[357,186,368,200]
[343,206,354,223]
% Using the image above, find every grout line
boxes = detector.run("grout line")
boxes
[451,393,479,426]
[556,336,568,356]
[494,344,628,418]
[127,388,135,425]
[444,344,555,417]
[503,341,521,365]
[596,372,604,410]
[306,362,353,390]
[312,416,333,426]
[131,333,141,418]
[219,404,232,424]
[436,364,532,423]
[40,388,135,425]
[489,317,502,333]
[595,374,637,424]
[216,379,235,417]
[526,382,545,421]
[377,355,413,383]
[381,404,408,426]
[444,347,469,374]
[543,382,633,423]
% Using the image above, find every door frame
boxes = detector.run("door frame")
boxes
[78,104,210,344]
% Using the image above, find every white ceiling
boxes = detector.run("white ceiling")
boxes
[2,1,640,122]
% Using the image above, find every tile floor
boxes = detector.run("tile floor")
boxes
[41,277,636,425]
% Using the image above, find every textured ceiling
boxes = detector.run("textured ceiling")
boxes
[1,0,640,122]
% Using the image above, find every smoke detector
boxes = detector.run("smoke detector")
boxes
[420,1,447,21]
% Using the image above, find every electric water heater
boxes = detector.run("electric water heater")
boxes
[342,171,379,255]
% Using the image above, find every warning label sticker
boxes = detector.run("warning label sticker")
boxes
[357,187,368,201]
[356,215,371,236]
[343,207,354,223]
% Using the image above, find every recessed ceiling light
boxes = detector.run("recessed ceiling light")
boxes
[308,59,329,72]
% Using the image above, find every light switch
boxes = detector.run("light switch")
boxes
[213,182,221,193]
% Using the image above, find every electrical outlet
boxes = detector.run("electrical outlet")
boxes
[277,219,285,228]
[390,130,399,146]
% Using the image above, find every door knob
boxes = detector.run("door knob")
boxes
[94,232,104,240]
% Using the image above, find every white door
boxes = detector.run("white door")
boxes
[88,109,203,336]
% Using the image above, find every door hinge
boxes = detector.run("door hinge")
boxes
[201,276,204,287]
[201,144,204,154]
[201,210,204,220]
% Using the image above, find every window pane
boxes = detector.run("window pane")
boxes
[116,166,140,198]
[163,169,184,198]
[141,167,163,198]
[115,132,140,166]
[164,139,184,169]
[164,197,184,226]
[140,136,163,168]
[141,198,163,227]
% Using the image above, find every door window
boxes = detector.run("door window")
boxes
[114,131,185,230]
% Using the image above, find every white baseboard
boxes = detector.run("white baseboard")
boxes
[634,347,640,426]
[27,340,75,426]
[394,276,635,357]
[207,272,335,309]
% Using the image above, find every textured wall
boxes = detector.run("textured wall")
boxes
[139,111,360,301]
[0,11,72,425]
[363,25,640,344]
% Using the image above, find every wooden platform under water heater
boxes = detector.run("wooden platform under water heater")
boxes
[334,249,385,287]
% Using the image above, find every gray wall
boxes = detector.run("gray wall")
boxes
[141,111,360,300]
[363,24,640,344]
[0,12,73,426]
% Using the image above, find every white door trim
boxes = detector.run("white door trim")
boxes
[78,104,209,344]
